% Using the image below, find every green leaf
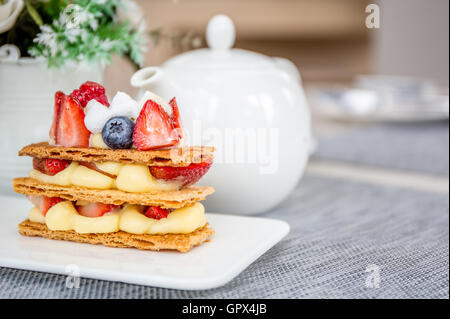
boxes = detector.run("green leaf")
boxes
[25,0,43,26]
[28,1,146,68]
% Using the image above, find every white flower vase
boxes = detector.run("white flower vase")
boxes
[0,45,104,194]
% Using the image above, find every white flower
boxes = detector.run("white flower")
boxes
[64,27,81,43]
[89,19,98,31]
[91,0,107,5]
[59,4,96,30]
[100,38,114,51]
[0,0,24,34]
[33,25,58,55]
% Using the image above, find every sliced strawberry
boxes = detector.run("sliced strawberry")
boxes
[79,162,117,179]
[27,195,63,216]
[50,93,91,147]
[70,81,109,108]
[149,160,212,187]
[33,158,71,176]
[132,100,182,151]
[42,197,64,216]
[144,206,171,220]
[169,97,183,140]
[49,91,65,143]
[76,202,119,218]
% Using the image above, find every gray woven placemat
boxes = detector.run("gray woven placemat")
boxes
[1,174,448,299]
[314,122,449,176]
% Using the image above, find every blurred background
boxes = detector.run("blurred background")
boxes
[105,0,449,91]
[106,0,449,145]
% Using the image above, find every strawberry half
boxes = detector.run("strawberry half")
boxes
[42,197,64,215]
[144,206,171,220]
[49,91,64,142]
[132,99,182,151]
[70,81,109,108]
[33,158,70,176]
[27,195,63,216]
[169,97,183,140]
[149,160,212,187]
[50,92,91,147]
[76,202,119,218]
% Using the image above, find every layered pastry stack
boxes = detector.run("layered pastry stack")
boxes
[12,82,215,252]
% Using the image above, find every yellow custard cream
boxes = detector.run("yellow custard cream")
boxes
[89,133,109,149]
[29,161,180,192]
[29,201,206,235]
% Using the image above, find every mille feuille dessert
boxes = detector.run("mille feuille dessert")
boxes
[13,81,215,252]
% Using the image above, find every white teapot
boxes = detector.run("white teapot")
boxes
[131,15,311,215]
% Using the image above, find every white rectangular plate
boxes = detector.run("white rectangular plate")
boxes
[0,195,289,290]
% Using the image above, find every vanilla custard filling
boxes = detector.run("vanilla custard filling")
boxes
[89,133,109,149]
[29,161,180,192]
[29,201,206,234]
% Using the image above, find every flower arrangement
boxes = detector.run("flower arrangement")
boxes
[0,0,146,68]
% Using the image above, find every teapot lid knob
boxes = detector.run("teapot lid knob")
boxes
[206,15,235,50]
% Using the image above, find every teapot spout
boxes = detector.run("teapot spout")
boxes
[130,66,171,100]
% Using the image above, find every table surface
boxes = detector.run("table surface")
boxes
[1,118,449,299]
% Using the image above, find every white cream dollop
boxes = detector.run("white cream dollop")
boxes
[84,91,139,133]
[84,91,172,134]
[109,91,140,120]
[137,91,172,117]
[84,100,111,133]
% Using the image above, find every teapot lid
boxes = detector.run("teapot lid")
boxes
[162,15,275,70]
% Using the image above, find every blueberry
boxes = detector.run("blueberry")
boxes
[102,116,134,149]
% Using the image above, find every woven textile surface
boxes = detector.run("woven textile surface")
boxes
[1,174,448,298]
[314,122,449,176]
